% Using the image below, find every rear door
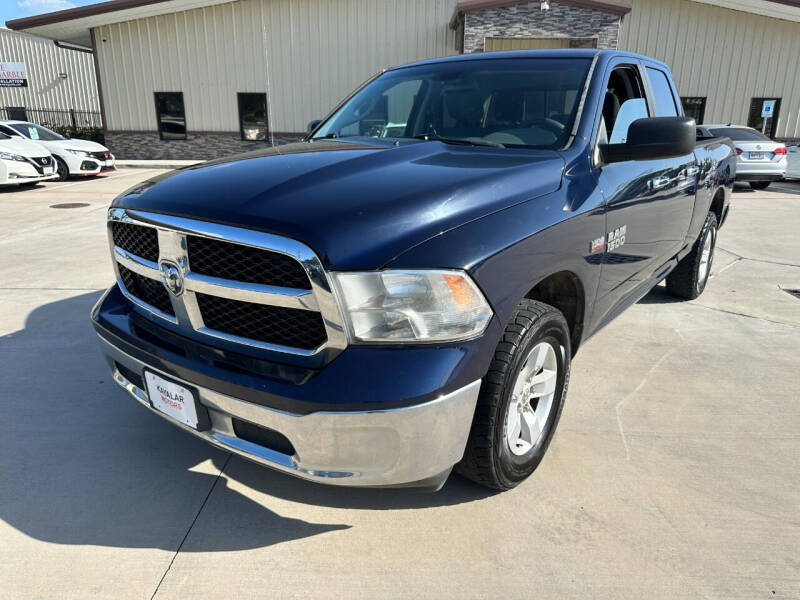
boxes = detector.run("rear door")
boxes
[642,65,697,250]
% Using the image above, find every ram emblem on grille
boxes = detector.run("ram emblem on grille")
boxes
[159,261,184,296]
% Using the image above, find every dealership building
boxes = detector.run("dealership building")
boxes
[7,0,800,159]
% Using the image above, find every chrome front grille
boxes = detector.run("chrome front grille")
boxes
[107,208,347,357]
[195,293,327,350]
[118,264,175,316]
[186,235,311,288]
[112,221,159,262]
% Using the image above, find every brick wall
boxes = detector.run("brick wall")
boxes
[105,132,304,160]
[463,0,621,53]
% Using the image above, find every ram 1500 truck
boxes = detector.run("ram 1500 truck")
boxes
[92,50,735,491]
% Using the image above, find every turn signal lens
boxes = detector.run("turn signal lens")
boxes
[774,146,787,155]
[332,270,493,343]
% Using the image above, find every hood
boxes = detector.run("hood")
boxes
[113,139,564,270]
[46,138,108,152]
[0,137,50,158]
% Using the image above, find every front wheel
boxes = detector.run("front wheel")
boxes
[456,299,571,490]
[749,181,771,190]
[666,211,718,300]
[54,157,70,181]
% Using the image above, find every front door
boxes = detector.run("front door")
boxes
[592,62,696,327]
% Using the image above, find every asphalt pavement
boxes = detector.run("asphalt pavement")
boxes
[1,171,798,599]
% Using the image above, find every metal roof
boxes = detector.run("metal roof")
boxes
[6,0,235,46]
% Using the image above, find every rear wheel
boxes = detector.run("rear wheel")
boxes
[456,299,570,490]
[54,157,70,181]
[666,211,717,300]
[749,181,771,190]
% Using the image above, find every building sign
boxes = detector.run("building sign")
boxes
[0,62,28,87]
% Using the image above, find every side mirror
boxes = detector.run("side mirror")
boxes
[600,116,696,164]
[307,119,322,134]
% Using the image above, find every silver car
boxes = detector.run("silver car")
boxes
[698,124,787,190]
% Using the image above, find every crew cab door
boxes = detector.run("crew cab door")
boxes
[592,62,696,325]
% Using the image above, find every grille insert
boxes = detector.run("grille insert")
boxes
[112,222,159,262]
[196,293,326,349]
[118,264,175,316]
[187,235,311,289]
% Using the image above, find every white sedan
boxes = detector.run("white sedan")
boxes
[0,132,57,187]
[0,121,115,181]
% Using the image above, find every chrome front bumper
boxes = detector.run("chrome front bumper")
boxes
[99,334,481,488]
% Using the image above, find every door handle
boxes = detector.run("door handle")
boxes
[649,175,671,190]
[682,165,700,177]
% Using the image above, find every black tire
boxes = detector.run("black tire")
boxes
[749,181,771,190]
[456,299,571,490]
[54,156,70,181]
[666,211,718,300]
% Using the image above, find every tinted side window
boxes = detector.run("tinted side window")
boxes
[602,66,649,145]
[646,67,678,117]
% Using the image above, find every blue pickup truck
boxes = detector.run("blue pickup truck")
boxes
[92,49,734,491]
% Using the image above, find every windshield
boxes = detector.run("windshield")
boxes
[709,127,771,142]
[313,58,592,150]
[11,123,65,141]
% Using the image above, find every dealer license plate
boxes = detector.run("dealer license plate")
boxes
[748,151,764,159]
[144,371,200,429]
[44,167,54,175]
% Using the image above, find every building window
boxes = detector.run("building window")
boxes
[646,68,678,117]
[747,97,781,139]
[681,97,706,124]
[154,92,186,140]
[237,93,268,141]
[5,106,27,121]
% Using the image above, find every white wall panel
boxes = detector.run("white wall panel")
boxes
[0,28,99,112]
[95,0,459,134]
[620,0,800,138]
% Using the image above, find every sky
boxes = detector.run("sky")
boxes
[2,0,101,24]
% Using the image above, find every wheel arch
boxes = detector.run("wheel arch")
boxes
[524,270,586,354]
[709,187,725,226]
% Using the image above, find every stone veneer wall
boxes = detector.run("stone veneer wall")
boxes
[105,132,304,160]
[463,1,621,53]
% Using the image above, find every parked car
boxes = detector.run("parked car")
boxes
[698,124,786,189]
[0,131,57,187]
[92,49,735,491]
[786,144,800,180]
[0,121,115,181]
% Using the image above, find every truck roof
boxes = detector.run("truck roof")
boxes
[392,48,669,71]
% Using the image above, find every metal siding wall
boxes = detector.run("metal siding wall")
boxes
[619,0,800,138]
[95,0,458,134]
[0,28,99,111]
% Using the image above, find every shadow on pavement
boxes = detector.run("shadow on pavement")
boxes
[636,283,682,305]
[1,291,493,553]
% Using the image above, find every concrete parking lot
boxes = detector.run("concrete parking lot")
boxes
[1,171,798,599]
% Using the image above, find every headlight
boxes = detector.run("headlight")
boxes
[0,152,27,162]
[332,270,492,343]
[66,149,91,157]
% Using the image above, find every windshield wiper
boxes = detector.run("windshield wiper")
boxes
[411,134,504,148]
